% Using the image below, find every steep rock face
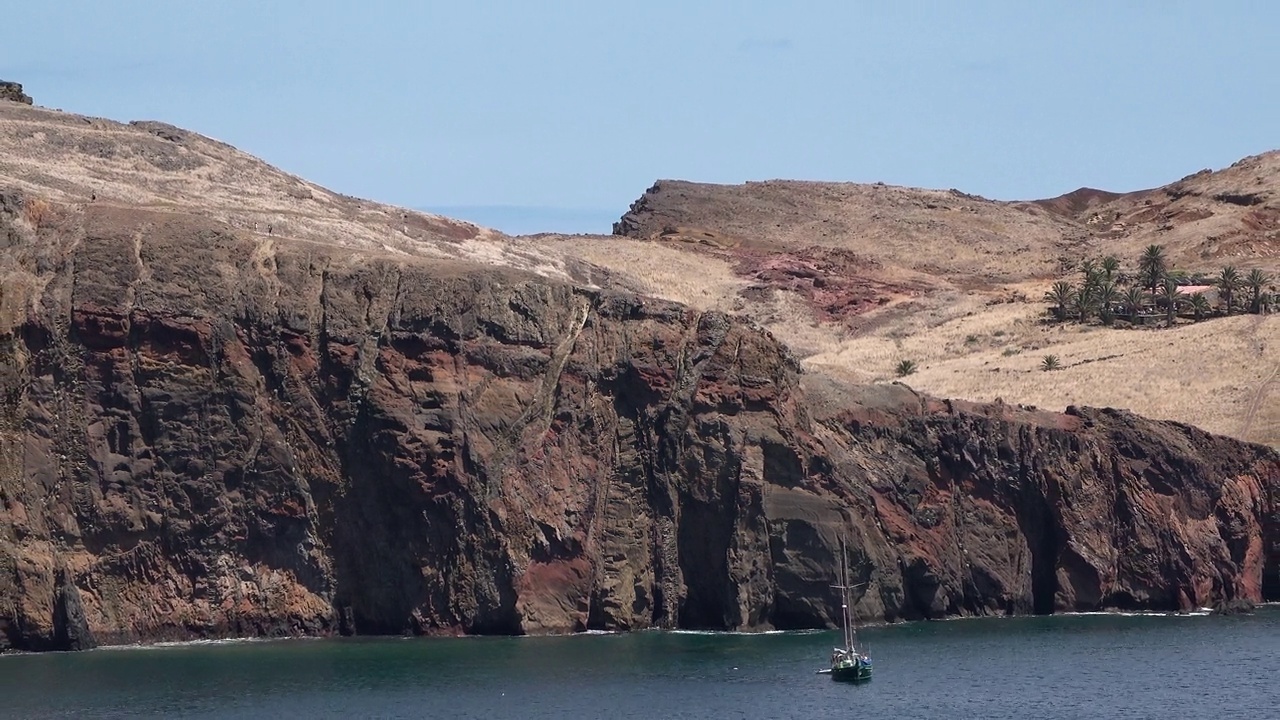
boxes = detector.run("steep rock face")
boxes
[1,197,1278,651]
[812,389,1280,619]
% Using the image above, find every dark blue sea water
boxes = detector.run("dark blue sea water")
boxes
[2,609,1278,719]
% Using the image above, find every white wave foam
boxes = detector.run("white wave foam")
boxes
[1060,610,1212,618]
[92,636,318,652]
[662,628,824,637]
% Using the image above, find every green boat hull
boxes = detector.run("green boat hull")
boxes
[830,660,873,683]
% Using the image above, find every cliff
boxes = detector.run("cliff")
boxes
[2,194,1278,651]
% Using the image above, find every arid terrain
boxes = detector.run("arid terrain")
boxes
[5,95,1276,447]
[1,86,1277,650]
[529,155,1280,447]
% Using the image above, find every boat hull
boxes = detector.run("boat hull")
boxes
[830,660,873,683]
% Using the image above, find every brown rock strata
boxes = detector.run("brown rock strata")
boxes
[2,195,1278,651]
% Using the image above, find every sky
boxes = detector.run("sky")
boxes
[6,1,1279,235]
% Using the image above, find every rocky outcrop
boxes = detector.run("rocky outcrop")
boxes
[1,195,1278,651]
[0,82,32,106]
[733,248,918,326]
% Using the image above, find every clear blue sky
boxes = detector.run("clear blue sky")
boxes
[7,1,1279,234]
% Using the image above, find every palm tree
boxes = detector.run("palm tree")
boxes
[1217,266,1241,315]
[1122,287,1147,320]
[1096,281,1120,325]
[1045,281,1075,321]
[1100,255,1120,283]
[895,359,918,377]
[1139,244,1167,296]
[1079,258,1100,288]
[1074,284,1097,323]
[1245,269,1273,314]
[1158,278,1184,327]
[1188,293,1211,321]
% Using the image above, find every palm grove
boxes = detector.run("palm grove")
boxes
[1044,244,1275,327]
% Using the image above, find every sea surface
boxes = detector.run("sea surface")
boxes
[2,608,1278,719]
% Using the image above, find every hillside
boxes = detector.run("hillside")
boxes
[611,178,1086,283]
[0,100,623,291]
[1031,186,1133,219]
[537,155,1280,446]
[1,91,1277,651]
[1045,152,1280,265]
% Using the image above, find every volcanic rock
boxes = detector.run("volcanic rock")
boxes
[0,194,1277,650]
[0,81,32,106]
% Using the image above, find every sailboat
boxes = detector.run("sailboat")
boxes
[826,539,872,682]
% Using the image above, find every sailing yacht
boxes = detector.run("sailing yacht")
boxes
[827,539,872,682]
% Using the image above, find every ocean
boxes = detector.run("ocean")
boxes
[2,608,1277,719]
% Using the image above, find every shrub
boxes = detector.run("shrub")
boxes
[894,359,918,377]
[21,197,53,228]
[1041,354,1061,372]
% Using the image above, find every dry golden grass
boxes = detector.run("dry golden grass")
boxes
[524,236,750,311]
[19,197,52,228]
[541,235,1280,447]
[527,235,885,358]
[0,102,576,283]
[808,296,1280,446]
[804,293,1037,379]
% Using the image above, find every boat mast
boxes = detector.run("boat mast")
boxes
[840,539,854,651]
